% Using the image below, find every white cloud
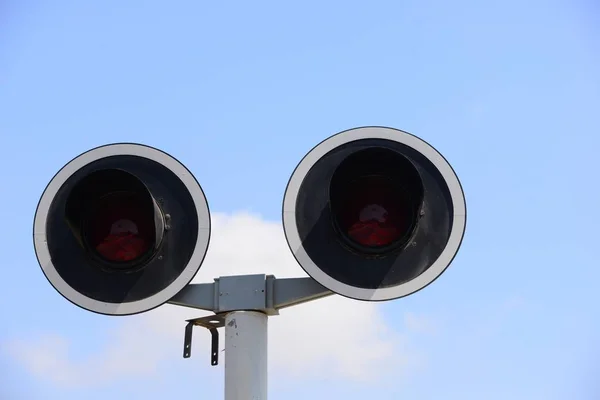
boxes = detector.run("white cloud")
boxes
[7,212,428,388]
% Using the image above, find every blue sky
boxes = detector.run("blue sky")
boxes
[1,1,599,399]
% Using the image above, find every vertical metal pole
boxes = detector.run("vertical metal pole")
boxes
[224,311,268,400]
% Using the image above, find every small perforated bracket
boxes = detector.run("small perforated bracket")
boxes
[183,314,226,366]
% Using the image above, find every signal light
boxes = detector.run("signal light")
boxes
[31,126,467,389]
[33,143,211,316]
[282,126,466,302]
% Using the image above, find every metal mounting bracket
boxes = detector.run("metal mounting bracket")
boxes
[170,274,334,366]
[183,313,226,366]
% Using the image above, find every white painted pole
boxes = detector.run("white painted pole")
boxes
[224,311,268,400]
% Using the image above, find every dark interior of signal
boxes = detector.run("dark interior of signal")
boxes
[329,147,424,256]
[293,138,454,290]
[65,169,163,271]
[45,155,200,304]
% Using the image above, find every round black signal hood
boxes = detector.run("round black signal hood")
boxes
[33,143,211,316]
[283,127,466,302]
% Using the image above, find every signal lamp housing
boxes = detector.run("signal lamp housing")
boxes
[33,143,211,316]
[282,126,466,301]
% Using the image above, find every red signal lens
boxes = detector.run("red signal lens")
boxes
[95,224,148,262]
[347,211,401,247]
[334,176,414,249]
[84,192,155,264]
